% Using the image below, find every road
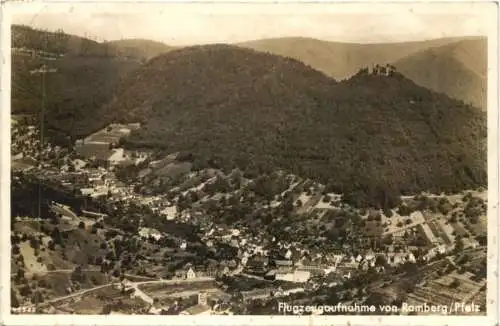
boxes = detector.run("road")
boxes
[26,283,116,309]
[51,204,78,219]
[130,276,215,286]
[123,281,154,305]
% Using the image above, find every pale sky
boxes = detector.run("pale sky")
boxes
[9,2,496,45]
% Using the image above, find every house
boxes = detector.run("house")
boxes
[337,260,359,272]
[241,288,274,301]
[138,227,163,241]
[244,256,269,275]
[281,287,305,296]
[186,267,197,279]
[407,253,417,263]
[276,266,294,275]
[274,259,294,268]
[364,250,376,261]
[198,291,208,306]
[387,253,406,266]
[230,239,239,248]
[264,270,277,280]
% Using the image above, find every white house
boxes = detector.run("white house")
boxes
[407,253,416,263]
[186,267,196,279]
[138,227,163,241]
[365,252,375,261]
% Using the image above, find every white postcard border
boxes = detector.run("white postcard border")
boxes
[1,1,498,325]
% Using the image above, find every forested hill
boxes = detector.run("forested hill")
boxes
[104,44,486,208]
[11,54,140,141]
[104,39,173,61]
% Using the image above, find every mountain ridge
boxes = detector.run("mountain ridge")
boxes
[239,36,487,109]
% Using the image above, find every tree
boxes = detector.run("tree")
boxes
[454,236,464,253]
[450,279,460,288]
[29,237,40,250]
[51,227,63,244]
[31,291,44,304]
[102,305,112,314]
[11,289,20,308]
[12,245,20,255]
[19,285,31,297]
[16,269,25,282]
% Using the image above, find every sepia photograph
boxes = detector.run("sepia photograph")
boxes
[1,1,498,325]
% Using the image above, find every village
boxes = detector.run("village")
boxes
[10,118,488,315]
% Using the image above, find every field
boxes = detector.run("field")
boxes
[19,242,47,274]
[406,271,486,314]
[84,125,133,144]
[51,286,148,314]
[139,280,223,304]
[75,142,112,160]
[75,124,141,160]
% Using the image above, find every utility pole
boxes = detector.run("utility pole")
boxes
[29,49,57,221]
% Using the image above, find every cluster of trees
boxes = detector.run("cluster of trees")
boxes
[10,173,89,222]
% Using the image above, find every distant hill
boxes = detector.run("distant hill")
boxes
[104,44,486,208]
[238,37,463,79]
[12,25,114,58]
[12,25,172,62]
[11,54,140,141]
[239,36,487,110]
[393,39,487,110]
[105,39,173,61]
